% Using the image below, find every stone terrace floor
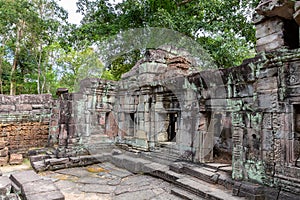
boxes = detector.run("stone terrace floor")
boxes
[4,161,186,200]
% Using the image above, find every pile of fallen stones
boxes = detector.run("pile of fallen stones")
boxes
[0,139,23,166]
[0,140,9,166]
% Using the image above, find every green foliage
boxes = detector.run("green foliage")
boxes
[75,0,260,69]
[0,0,262,94]
[0,0,68,95]
[55,46,105,92]
[108,50,142,80]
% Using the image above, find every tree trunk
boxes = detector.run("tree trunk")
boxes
[0,46,3,94]
[10,22,24,95]
[37,45,42,94]
[10,53,18,95]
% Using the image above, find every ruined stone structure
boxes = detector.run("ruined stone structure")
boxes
[0,94,52,165]
[254,0,300,52]
[1,0,300,199]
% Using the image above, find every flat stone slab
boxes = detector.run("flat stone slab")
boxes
[205,163,231,169]
[79,184,116,194]
[25,190,64,200]
[77,177,109,185]
[22,179,59,195]
[55,168,91,178]
[177,176,242,200]
[0,176,12,196]
[109,169,132,178]
[10,170,41,188]
[9,170,64,200]
[114,189,156,200]
[189,167,217,177]
[219,166,232,172]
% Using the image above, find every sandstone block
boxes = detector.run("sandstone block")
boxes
[0,156,8,166]
[9,154,23,165]
[15,104,32,111]
[255,18,284,39]
[256,32,284,47]
[0,141,6,149]
[0,105,15,112]
[256,0,294,19]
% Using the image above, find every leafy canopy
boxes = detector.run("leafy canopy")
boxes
[73,0,260,70]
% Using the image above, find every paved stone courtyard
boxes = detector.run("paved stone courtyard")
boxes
[40,162,185,200]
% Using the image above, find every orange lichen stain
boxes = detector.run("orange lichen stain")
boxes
[86,166,109,173]
[54,174,78,182]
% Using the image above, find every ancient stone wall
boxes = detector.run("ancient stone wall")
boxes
[0,94,52,165]
[254,0,300,52]
[49,79,117,157]
[189,49,300,194]
[51,46,300,195]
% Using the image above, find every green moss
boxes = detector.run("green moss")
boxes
[245,160,266,184]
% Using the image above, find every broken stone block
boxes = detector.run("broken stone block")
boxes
[15,104,32,111]
[0,147,8,157]
[0,176,12,196]
[0,141,6,149]
[9,154,23,165]
[256,0,295,19]
[9,170,41,189]
[0,156,8,166]
[111,149,122,155]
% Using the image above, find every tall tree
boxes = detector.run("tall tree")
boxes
[0,0,68,95]
[75,0,260,69]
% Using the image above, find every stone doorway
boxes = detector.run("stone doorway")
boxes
[167,113,177,142]
[199,112,232,164]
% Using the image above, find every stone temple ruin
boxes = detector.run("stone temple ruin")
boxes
[1,0,300,199]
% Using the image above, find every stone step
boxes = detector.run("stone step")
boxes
[175,176,244,200]
[184,165,220,184]
[143,160,243,200]
[203,163,232,173]
[171,187,204,200]
[150,169,184,183]
[170,162,234,190]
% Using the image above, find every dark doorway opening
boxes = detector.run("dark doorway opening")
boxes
[167,113,177,142]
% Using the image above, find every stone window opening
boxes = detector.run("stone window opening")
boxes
[167,113,177,142]
[283,19,299,49]
[128,113,135,137]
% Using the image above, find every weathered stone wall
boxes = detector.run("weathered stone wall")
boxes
[0,94,52,165]
[51,46,300,195]
[254,0,300,52]
[49,79,117,157]
[188,49,300,194]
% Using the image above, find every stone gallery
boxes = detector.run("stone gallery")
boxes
[0,0,300,199]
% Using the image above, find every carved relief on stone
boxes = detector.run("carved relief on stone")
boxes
[287,62,300,86]
[262,113,273,130]
[274,138,283,164]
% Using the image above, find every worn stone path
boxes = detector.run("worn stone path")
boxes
[40,162,186,200]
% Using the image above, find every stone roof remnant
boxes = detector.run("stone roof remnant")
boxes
[254,0,300,52]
